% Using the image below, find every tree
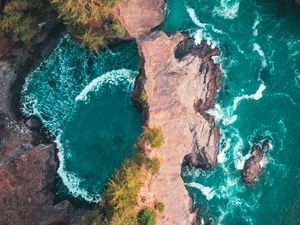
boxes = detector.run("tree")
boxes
[137,208,157,225]
[148,158,160,175]
[0,0,56,44]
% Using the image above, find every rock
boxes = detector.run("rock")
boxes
[242,141,270,184]
[25,115,42,130]
[295,0,300,6]
[113,0,166,38]
[133,31,220,225]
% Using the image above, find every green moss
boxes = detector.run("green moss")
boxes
[155,202,165,214]
[137,208,157,225]
[142,127,164,149]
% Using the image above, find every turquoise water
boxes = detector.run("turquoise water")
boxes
[21,0,300,224]
[21,36,142,202]
[161,0,300,224]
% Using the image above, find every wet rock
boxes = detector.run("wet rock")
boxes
[133,31,220,225]
[242,140,270,184]
[25,115,42,130]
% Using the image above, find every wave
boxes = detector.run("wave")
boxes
[252,13,261,37]
[233,83,266,110]
[213,0,240,19]
[185,182,216,200]
[55,135,101,202]
[75,69,137,102]
[253,43,267,67]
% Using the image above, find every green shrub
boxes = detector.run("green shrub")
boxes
[139,90,148,103]
[137,208,157,225]
[155,202,165,214]
[133,152,147,167]
[77,209,108,225]
[142,127,164,149]
[0,0,56,44]
[147,158,160,175]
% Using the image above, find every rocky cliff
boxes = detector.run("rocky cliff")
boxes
[132,31,220,225]
[0,22,78,225]
[113,0,166,38]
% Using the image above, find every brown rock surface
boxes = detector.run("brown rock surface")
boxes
[113,0,166,38]
[242,140,270,184]
[133,31,220,225]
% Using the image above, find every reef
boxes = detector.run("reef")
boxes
[132,31,220,224]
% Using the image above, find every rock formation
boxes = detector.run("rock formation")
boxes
[242,140,270,184]
[132,31,220,225]
[0,22,78,225]
[113,0,166,38]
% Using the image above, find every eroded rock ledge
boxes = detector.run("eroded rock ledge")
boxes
[132,31,220,225]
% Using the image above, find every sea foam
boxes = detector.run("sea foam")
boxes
[75,69,137,102]
[213,0,240,19]
[185,182,216,200]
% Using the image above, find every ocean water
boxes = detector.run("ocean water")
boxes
[21,0,300,224]
[21,36,142,202]
[161,0,300,224]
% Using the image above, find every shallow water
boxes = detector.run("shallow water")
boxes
[21,0,300,223]
[21,36,142,202]
[161,0,300,224]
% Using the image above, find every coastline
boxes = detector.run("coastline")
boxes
[132,31,220,224]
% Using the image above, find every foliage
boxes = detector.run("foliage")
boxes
[51,0,126,51]
[137,208,157,225]
[155,202,165,214]
[105,160,144,225]
[0,0,56,44]
[133,152,147,167]
[146,158,160,175]
[139,90,148,103]
[142,127,164,149]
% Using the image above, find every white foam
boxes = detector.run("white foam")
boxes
[213,0,240,19]
[252,14,260,37]
[185,182,216,200]
[253,43,267,67]
[233,83,266,110]
[55,135,101,202]
[186,7,205,28]
[75,69,136,102]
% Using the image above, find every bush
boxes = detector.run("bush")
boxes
[147,158,160,175]
[142,127,164,149]
[77,209,108,225]
[0,0,56,44]
[155,202,165,214]
[139,90,148,103]
[137,208,157,225]
[133,152,147,167]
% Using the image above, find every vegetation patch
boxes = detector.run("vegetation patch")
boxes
[147,158,160,175]
[137,208,157,225]
[155,202,165,214]
[142,127,164,149]
[139,90,148,104]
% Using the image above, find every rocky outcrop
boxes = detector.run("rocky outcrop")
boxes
[0,22,78,225]
[295,0,300,6]
[133,31,220,225]
[113,0,166,38]
[0,123,74,225]
[242,140,270,184]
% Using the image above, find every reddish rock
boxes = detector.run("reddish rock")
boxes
[0,122,75,225]
[242,140,270,184]
[133,31,220,225]
[113,0,166,38]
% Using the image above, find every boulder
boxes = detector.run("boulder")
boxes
[25,115,42,130]
[242,140,270,184]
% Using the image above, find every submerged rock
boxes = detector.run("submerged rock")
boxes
[133,31,220,225]
[242,140,270,184]
[25,115,42,130]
